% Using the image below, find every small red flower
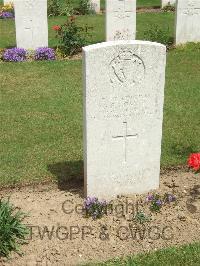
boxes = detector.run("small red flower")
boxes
[52,25,61,31]
[188,153,200,171]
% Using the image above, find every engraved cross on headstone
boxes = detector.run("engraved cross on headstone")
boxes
[24,18,33,47]
[112,122,138,163]
[114,0,132,19]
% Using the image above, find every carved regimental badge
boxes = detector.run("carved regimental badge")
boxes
[109,49,145,86]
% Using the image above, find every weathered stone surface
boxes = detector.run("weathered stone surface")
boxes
[83,41,166,199]
[175,0,200,45]
[14,0,48,49]
[89,0,100,13]
[4,0,14,4]
[106,0,136,41]
[162,0,176,8]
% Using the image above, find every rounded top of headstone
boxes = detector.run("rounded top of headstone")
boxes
[82,40,166,53]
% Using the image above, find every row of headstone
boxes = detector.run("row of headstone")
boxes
[106,0,200,46]
[12,0,101,50]
[10,0,200,49]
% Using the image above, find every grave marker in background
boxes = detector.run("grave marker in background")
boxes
[90,0,100,13]
[83,41,166,199]
[14,0,48,49]
[4,0,14,4]
[106,0,136,41]
[162,0,176,8]
[175,0,200,44]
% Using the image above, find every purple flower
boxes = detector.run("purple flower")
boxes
[155,199,162,206]
[83,196,108,219]
[146,194,154,202]
[0,12,14,19]
[35,47,55,61]
[3,48,27,62]
[84,197,98,209]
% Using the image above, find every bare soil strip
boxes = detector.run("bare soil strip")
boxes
[0,169,199,266]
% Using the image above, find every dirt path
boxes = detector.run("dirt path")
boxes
[0,168,200,266]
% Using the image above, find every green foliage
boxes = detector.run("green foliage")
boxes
[78,0,93,15]
[162,4,175,12]
[146,193,163,212]
[55,17,91,55]
[150,198,162,212]
[134,211,151,224]
[0,199,29,257]
[48,0,60,16]
[60,2,74,17]
[146,193,176,213]
[48,0,74,17]
[144,24,173,47]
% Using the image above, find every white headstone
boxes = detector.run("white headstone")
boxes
[106,0,136,41]
[83,40,166,199]
[175,0,200,45]
[89,0,100,13]
[162,0,176,8]
[14,0,48,49]
[4,0,14,4]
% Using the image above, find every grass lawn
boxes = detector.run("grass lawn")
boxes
[92,242,200,265]
[137,0,160,7]
[0,44,200,186]
[47,0,161,9]
[0,12,200,186]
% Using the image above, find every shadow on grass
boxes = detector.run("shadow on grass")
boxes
[47,160,84,197]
